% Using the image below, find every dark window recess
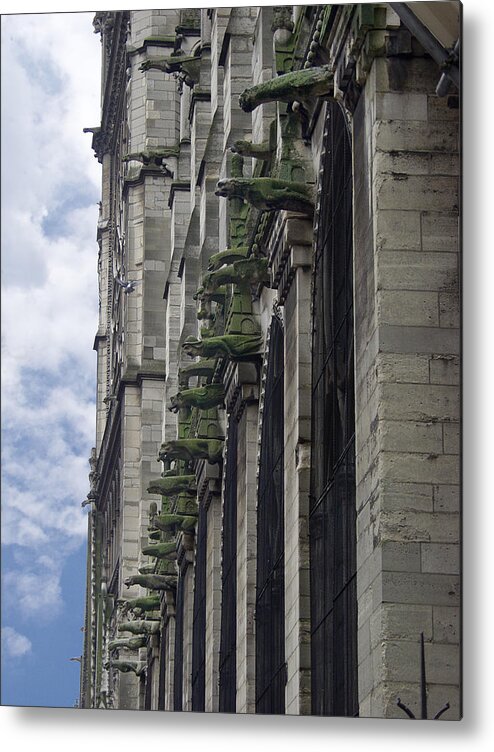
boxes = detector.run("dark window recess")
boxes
[191,502,207,711]
[219,415,239,712]
[310,100,358,717]
[158,621,166,710]
[255,316,285,715]
[173,572,186,711]
[144,648,153,710]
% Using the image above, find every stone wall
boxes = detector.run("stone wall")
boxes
[85,4,461,717]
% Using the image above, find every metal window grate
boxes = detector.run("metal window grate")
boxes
[191,502,207,711]
[255,316,285,714]
[173,573,186,711]
[309,100,358,717]
[219,415,238,712]
[158,622,167,711]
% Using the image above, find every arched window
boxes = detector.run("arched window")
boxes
[255,315,285,714]
[310,100,358,717]
[219,414,238,712]
[158,621,166,710]
[191,502,207,711]
[173,572,186,711]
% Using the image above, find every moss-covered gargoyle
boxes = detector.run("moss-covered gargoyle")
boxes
[151,513,197,534]
[207,246,249,272]
[108,636,147,652]
[139,50,201,88]
[141,541,177,560]
[158,438,224,465]
[118,595,160,615]
[238,65,334,112]
[147,475,197,496]
[200,257,270,294]
[182,334,263,361]
[215,177,314,216]
[117,620,160,636]
[230,140,273,161]
[104,660,146,676]
[124,573,177,591]
[169,383,225,412]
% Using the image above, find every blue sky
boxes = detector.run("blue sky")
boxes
[1,11,101,708]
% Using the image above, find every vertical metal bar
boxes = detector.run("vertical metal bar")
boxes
[420,632,428,720]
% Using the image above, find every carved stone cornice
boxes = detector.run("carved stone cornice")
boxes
[168,181,191,209]
[268,213,313,304]
[188,87,211,123]
[196,461,221,513]
[176,532,195,569]
[88,11,130,162]
[224,360,259,420]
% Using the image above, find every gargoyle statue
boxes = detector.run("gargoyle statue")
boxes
[104,660,146,676]
[239,65,334,112]
[193,285,228,304]
[215,177,314,216]
[201,257,270,294]
[158,438,224,465]
[151,513,198,534]
[207,246,249,272]
[147,475,197,496]
[141,541,177,560]
[230,140,273,161]
[182,334,263,361]
[122,149,174,177]
[124,573,177,591]
[118,595,160,615]
[138,564,157,575]
[108,636,147,652]
[140,50,201,88]
[117,620,160,636]
[169,383,226,412]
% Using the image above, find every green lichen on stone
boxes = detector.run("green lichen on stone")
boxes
[207,246,249,272]
[169,383,225,412]
[215,177,314,216]
[195,404,225,440]
[138,564,156,575]
[178,358,217,387]
[174,493,199,516]
[239,65,334,112]
[182,334,263,361]
[147,475,197,496]
[117,620,160,635]
[225,288,261,336]
[142,541,177,560]
[152,513,197,534]
[108,636,147,652]
[124,573,177,591]
[194,285,228,304]
[158,438,224,465]
[231,140,273,161]
[119,595,160,615]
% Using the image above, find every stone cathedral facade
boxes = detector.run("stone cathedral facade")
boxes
[81,4,461,718]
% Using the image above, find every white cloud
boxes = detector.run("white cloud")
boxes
[1,12,102,624]
[2,626,33,658]
[4,569,64,620]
